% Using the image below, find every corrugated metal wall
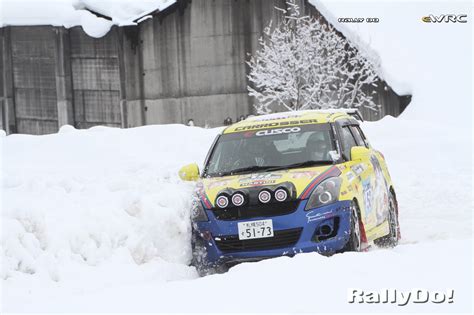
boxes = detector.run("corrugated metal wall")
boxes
[10,26,58,134]
[70,28,122,128]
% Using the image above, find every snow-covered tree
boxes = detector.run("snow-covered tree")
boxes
[247,1,381,114]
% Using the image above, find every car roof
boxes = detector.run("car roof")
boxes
[223,109,358,134]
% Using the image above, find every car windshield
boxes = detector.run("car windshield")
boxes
[204,123,337,177]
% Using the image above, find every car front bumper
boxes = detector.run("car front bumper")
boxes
[193,199,353,266]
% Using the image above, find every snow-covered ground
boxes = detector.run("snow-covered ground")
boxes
[1,118,472,312]
[1,0,472,313]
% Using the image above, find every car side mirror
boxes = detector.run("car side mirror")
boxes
[351,146,370,161]
[178,163,200,181]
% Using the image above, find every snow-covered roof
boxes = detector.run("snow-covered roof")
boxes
[0,0,176,38]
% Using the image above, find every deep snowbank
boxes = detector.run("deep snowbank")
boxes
[1,125,220,284]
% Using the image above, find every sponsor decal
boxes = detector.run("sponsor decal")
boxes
[362,179,373,216]
[249,112,304,122]
[306,210,333,223]
[255,127,301,137]
[239,173,282,187]
[351,163,365,176]
[240,179,276,187]
[369,155,390,225]
[346,171,356,182]
[234,119,318,131]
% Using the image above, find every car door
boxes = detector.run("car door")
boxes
[350,125,390,228]
[338,124,377,232]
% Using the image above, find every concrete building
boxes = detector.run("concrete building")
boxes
[0,0,411,135]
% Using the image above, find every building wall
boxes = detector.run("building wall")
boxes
[127,0,338,127]
[128,0,288,127]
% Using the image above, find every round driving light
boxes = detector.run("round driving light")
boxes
[258,190,272,204]
[274,188,288,202]
[318,191,332,204]
[231,193,245,207]
[216,195,229,208]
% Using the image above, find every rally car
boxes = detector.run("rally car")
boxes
[179,110,400,275]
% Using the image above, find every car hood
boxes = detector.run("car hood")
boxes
[199,165,342,207]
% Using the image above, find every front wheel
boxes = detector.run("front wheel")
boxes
[191,233,228,276]
[343,201,362,252]
[374,191,399,248]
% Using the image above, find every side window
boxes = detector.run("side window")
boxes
[350,125,366,147]
[340,126,357,160]
[352,125,370,148]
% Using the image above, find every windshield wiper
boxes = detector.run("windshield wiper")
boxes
[265,160,334,172]
[223,165,281,176]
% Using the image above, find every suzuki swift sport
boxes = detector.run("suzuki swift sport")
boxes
[179,110,400,275]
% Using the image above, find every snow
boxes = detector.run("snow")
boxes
[309,0,472,124]
[0,125,219,310]
[1,119,472,312]
[1,0,472,313]
[0,0,176,38]
[4,239,472,312]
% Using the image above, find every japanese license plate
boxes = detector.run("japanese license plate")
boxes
[238,219,274,240]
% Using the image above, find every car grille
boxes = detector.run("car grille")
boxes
[214,228,303,252]
[212,200,300,220]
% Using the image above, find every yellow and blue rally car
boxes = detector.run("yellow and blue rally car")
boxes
[179,110,400,274]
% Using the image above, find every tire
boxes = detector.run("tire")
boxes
[374,191,399,248]
[191,233,228,276]
[343,201,362,252]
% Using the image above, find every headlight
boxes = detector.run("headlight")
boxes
[305,177,342,210]
[191,198,209,222]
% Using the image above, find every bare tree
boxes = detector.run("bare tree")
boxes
[247,1,381,114]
